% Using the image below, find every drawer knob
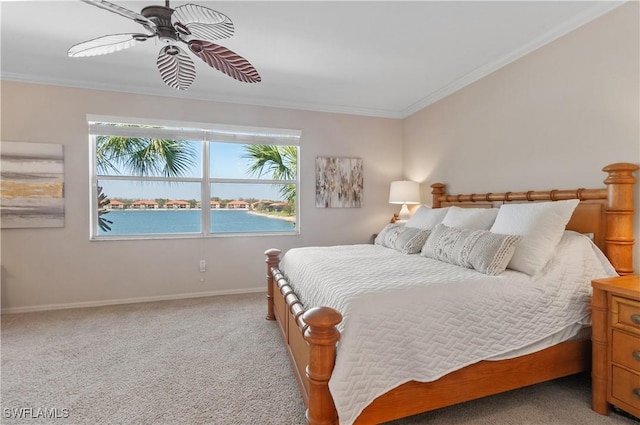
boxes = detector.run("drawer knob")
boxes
[634,388,640,399]
[634,351,640,361]
[632,314,640,325]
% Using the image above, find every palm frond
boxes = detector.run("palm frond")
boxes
[96,136,197,177]
[97,185,113,232]
[243,144,297,210]
[278,183,296,205]
[243,145,296,180]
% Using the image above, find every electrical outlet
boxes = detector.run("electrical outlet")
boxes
[199,260,206,272]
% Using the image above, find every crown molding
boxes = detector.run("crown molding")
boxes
[1,72,403,119]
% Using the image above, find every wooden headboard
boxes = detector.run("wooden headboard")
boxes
[430,163,638,276]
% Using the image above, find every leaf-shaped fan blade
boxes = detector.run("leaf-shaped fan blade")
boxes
[68,34,146,57]
[188,41,261,83]
[172,4,234,41]
[157,45,196,90]
[80,0,156,31]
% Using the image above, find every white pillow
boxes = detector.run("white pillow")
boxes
[405,206,449,229]
[441,206,499,230]
[490,199,580,275]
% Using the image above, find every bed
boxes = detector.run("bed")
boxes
[264,162,638,425]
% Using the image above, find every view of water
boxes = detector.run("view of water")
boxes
[98,209,296,236]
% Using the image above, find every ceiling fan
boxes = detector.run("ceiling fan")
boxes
[68,0,261,90]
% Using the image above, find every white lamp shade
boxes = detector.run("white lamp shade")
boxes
[389,180,420,205]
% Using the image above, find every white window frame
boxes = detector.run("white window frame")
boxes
[89,115,301,240]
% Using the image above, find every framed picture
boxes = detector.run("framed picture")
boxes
[1,141,65,228]
[315,156,363,208]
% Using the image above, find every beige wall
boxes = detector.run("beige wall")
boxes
[403,3,640,270]
[0,82,403,312]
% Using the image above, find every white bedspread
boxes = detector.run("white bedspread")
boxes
[278,231,616,425]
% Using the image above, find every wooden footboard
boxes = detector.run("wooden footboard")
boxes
[266,249,342,425]
[264,162,637,425]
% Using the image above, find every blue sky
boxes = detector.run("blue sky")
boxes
[98,142,290,201]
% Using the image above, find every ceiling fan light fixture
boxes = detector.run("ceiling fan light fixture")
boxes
[141,5,177,44]
[69,0,261,89]
[156,28,178,44]
[163,45,180,56]
[141,5,173,27]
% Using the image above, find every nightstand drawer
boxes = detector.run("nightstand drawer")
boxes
[612,296,640,336]
[612,330,640,372]
[611,366,640,410]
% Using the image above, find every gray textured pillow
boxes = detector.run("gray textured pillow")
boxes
[375,223,431,254]
[421,224,521,275]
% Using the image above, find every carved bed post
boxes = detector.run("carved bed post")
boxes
[303,307,342,425]
[602,163,639,275]
[265,249,281,321]
[431,183,445,208]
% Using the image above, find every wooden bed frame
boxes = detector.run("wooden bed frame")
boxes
[264,162,638,425]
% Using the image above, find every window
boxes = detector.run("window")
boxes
[89,117,300,239]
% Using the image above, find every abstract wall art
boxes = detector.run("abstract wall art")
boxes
[1,141,65,228]
[315,156,363,208]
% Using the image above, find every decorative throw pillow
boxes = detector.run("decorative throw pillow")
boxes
[441,206,499,230]
[375,223,431,254]
[375,223,400,245]
[421,224,521,275]
[489,199,580,276]
[405,206,449,229]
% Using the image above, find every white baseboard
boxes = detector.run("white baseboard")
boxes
[1,287,265,314]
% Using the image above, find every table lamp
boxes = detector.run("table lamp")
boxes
[389,180,420,221]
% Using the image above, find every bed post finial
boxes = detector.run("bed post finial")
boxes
[303,307,342,425]
[265,249,281,321]
[602,162,638,275]
[431,183,445,208]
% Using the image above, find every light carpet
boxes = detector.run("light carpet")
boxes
[1,293,637,425]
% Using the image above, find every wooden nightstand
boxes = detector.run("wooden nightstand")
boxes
[592,275,640,419]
